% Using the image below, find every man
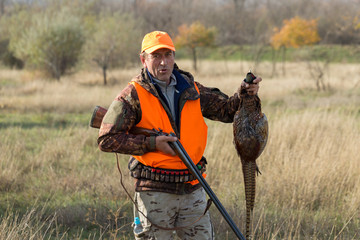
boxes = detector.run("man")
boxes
[98,31,261,239]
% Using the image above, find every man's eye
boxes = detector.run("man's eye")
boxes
[152,54,160,59]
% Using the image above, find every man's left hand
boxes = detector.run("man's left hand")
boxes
[241,77,262,95]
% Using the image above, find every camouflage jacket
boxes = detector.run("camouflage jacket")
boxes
[98,64,241,156]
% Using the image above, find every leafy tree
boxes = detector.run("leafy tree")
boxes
[83,12,142,85]
[270,16,320,75]
[271,16,320,49]
[175,21,216,71]
[10,9,85,80]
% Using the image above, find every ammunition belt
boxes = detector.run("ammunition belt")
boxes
[129,157,207,183]
[134,178,202,195]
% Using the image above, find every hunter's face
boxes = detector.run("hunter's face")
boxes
[141,48,175,84]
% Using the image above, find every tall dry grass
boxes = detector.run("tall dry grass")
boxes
[0,60,359,239]
[0,206,56,240]
[205,109,360,239]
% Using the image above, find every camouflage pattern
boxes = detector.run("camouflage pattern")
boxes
[134,187,213,240]
[98,64,241,156]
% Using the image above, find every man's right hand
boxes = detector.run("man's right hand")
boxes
[155,135,177,156]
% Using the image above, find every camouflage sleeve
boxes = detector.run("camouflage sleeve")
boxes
[196,81,240,123]
[97,84,156,155]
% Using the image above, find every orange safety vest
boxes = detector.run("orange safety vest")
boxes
[131,81,208,171]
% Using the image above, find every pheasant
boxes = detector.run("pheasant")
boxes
[233,72,268,239]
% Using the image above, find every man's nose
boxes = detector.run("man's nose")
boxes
[160,55,167,65]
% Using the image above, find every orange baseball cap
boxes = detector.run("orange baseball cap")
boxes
[141,31,176,53]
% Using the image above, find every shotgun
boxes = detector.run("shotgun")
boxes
[90,106,246,240]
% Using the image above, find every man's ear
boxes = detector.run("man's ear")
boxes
[139,54,147,68]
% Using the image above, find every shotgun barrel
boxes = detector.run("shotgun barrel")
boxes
[167,132,246,240]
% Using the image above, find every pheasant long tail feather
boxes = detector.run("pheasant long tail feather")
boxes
[242,160,257,239]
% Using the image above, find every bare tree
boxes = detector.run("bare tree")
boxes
[84,12,142,85]
[307,60,330,91]
[0,0,6,15]
[304,47,333,91]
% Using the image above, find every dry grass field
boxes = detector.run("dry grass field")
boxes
[0,60,359,239]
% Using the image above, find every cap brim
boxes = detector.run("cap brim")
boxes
[144,44,176,53]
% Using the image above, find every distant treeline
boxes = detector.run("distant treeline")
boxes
[0,0,359,80]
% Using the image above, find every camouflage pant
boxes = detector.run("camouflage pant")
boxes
[133,187,214,240]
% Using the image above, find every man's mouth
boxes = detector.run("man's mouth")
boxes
[158,69,168,74]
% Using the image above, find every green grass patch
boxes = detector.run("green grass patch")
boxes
[0,113,134,239]
[0,112,91,129]
[176,44,360,63]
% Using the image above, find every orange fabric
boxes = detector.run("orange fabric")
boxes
[188,173,207,185]
[141,31,176,53]
[131,81,208,175]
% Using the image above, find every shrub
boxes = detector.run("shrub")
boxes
[0,39,24,69]
[11,9,85,80]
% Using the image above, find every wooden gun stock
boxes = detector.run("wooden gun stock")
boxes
[89,106,157,136]
[89,106,107,129]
